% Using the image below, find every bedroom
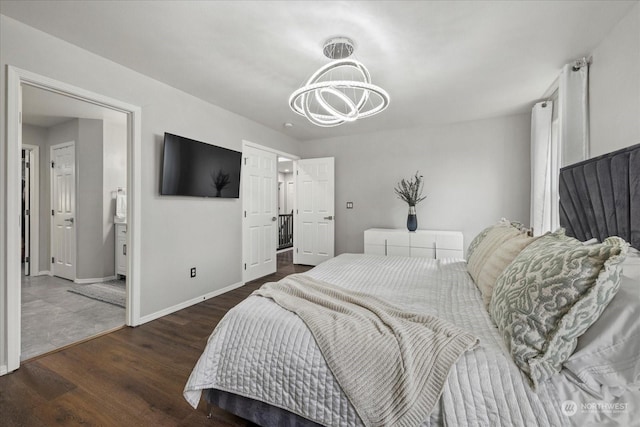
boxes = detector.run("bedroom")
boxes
[1,1,639,426]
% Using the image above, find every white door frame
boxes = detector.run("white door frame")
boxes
[241,140,299,283]
[22,144,40,276]
[5,66,143,374]
[22,149,30,276]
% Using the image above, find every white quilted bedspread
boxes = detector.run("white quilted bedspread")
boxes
[184,254,569,426]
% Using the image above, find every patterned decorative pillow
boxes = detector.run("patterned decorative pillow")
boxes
[489,231,628,389]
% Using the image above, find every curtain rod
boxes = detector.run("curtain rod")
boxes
[572,56,593,71]
[537,55,592,105]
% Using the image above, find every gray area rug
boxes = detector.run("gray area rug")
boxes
[68,279,126,308]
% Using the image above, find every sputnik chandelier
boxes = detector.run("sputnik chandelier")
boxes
[289,37,390,127]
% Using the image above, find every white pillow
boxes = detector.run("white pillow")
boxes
[622,247,640,281]
[564,275,640,396]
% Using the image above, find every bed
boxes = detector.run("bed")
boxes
[184,144,640,427]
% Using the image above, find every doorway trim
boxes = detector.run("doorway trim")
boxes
[5,66,143,373]
[241,140,299,284]
[22,144,40,276]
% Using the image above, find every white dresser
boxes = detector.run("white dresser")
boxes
[364,228,464,259]
[115,222,127,277]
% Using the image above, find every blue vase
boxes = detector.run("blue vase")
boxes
[407,206,417,232]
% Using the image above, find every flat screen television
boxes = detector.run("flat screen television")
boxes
[160,132,241,198]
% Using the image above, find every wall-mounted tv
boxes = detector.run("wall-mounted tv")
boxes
[160,132,241,198]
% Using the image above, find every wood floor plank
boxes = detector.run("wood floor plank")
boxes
[34,350,180,425]
[0,366,51,426]
[8,361,75,403]
[1,252,311,426]
[33,387,150,427]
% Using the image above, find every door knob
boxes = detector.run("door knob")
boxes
[64,218,74,224]
[272,217,277,221]
[324,216,334,220]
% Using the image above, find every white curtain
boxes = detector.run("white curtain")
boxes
[530,101,556,236]
[530,60,590,235]
[558,62,590,166]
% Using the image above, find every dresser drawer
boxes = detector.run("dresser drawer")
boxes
[364,228,463,259]
[385,232,410,246]
[410,232,436,248]
[410,247,436,258]
[387,245,410,257]
[364,230,385,245]
[364,229,410,246]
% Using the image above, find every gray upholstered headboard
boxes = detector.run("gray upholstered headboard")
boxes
[559,143,640,250]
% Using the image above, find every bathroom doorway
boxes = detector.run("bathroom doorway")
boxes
[20,85,128,361]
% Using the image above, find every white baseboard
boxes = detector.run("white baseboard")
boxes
[0,365,8,376]
[32,270,51,277]
[137,281,245,325]
[74,275,117,284]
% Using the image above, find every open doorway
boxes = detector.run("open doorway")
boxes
[241,141,335,283]
[6,66,142,374]
[19,85,129,360]
[277,156,295,253]
[241,142,300,283]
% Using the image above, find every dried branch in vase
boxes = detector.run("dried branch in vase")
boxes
[394,171,427,206]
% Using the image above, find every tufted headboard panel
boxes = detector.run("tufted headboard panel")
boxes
[559,143,640,250]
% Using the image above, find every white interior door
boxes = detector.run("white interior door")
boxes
[243,145,277,282]
[294,157,335,266]
[51,142,76,280]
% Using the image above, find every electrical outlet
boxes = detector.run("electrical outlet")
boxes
[346,202,353,209]
[190,267,196,278]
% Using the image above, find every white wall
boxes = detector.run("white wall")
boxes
[76,118,107,280]
[0,15,300,368]
[300,113,531,255]
[589,2,640,157]
[103,120,127,277]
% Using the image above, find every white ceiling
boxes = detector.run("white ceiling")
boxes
[278,159,294,174]
[2,1,636,141]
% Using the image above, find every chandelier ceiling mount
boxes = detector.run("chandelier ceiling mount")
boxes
[322,37,355,60]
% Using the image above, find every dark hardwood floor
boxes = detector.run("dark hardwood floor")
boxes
[0,250,311,426]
